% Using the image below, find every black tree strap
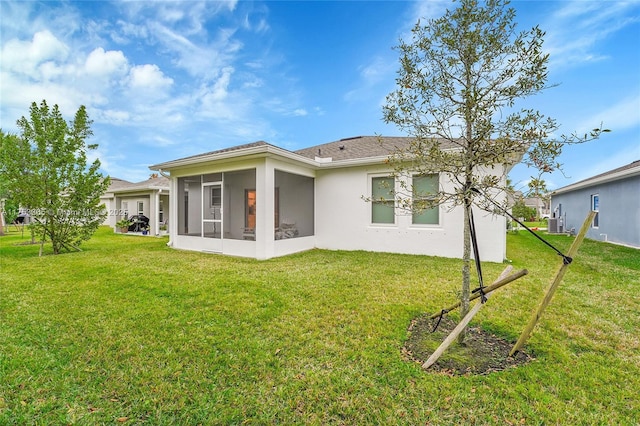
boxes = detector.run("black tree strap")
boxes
[431,309,449,333]
[471,187,572,265]
[468,206,487,303]
[432,204,486,333]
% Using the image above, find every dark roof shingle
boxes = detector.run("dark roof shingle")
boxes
[294,135,457,161]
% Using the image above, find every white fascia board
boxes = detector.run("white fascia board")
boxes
[314,155,390,169]
[149,145,317,171]
[314,146,465,169]
[149,144,485,173]
[552,166,640,195]
[112,186,168,195]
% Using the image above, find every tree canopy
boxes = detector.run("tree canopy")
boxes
[0,100,110,254]
[382,0,606,341]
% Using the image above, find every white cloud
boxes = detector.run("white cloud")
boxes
[84,47,129,78]
[544,2,640,69]
[243,9,270,34]
[574,96,640,135]
[1,30,69,77]
[360,56,394,85]
[570,147,640,186]
[100,109,131,124]
[344,56,397,103]
[113,20,149,43]
[149,135,177,147]
[192,66,254,122]
[208,66,233,101]
[128,64,174,89]
[411,0,449,23]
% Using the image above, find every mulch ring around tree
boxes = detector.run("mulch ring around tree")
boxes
[403,314,534,376]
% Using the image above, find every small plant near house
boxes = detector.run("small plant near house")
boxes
[116,218,130,233]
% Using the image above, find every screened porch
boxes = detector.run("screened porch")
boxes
[175,168,314,248]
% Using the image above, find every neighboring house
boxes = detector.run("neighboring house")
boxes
[523,196,550,219]
[550,160,640,248]
[149,136,512,261]
[100,176,170,235]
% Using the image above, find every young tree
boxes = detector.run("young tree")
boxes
[527,177,549,219]
[0,132,25,237]
[382,0,606,342]
[511,199,535,222]
[0,101,110,255]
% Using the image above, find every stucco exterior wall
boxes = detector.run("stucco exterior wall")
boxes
[164,155,507,261]
[551,174,640,247]
[100,197,116,226]
[314,164,507,262]
[166,157,318,259]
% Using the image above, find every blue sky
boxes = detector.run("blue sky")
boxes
[1,0,638,192]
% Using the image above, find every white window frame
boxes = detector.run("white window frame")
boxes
[411,173,440,226]
[591,194,599,228]
[370,174,396,225]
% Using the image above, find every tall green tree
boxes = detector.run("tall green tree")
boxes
[382,0,606,342]
[0,101,110,255]
[0,132,25,237]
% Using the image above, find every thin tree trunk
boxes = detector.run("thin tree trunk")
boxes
[458,197,472,344]
[459,50,474,344]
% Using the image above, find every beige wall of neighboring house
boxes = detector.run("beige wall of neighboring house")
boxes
[523,196,550,219]
[100,176,170,235]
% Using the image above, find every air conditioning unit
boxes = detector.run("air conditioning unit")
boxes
[548,218,558,233]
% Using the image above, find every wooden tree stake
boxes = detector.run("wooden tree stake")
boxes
[429,267,528,320]
[423,266,513,369]
[509,211,597,356]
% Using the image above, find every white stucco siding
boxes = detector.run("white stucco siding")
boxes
[314,165,506,262]
[165,157,317,260]
[100,196,116,226]
[159,150,507,261]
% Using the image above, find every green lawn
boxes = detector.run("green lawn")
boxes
[1,227,638,424]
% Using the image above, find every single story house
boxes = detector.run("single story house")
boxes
[100,176,170,235]
[550,159,640,248]
[523,196,550,219]
[149,136,510,261]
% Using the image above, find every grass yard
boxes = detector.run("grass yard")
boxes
[522,220,548,229]
[1,226,638,424]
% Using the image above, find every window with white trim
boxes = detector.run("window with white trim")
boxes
[591,194,599,228]
[412,174,439,225]
[371,176,395,224]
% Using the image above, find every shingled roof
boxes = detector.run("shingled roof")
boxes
[553,159,640,194]
[105,176,170,193]
[150,136,464,170]
[573,159,640,184]
[169,141,275,163]
[295,136,458,161]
